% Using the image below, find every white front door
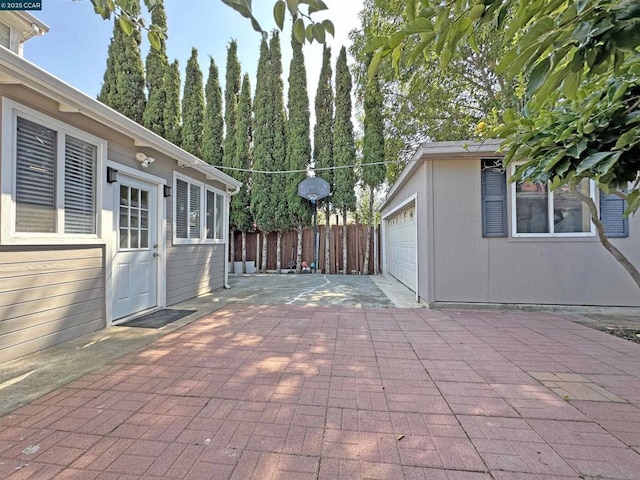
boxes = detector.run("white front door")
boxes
[386,203,417,292]
[112,176,158,320]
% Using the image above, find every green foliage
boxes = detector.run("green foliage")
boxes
[202,57,224,165]
[163,60,182,145]
[350,0,516,186]
[93,0,334,45]
[142,0,168,136]
[225,0,334,44]
[231,73,254,233]
[91,0,166,50]
[365,0,640,210]
[251,34,289,234]
[361,71,386,189]
[268,32,290,233]
[333,46,357,215]
[223,40,242,170]
[499,52,640,214]
[181,48,205,157]
[286,22,313,229]
[98,0,146,124]
[313,46,334,207]
[251,39,272,233]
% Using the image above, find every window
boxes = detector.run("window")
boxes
[0,22,10,49]
[600,190,629,238]
[481,159,508,237]
[1,100,104,243]
[512,165,595,237]
[174,174,225,244]
[119,185,149,249]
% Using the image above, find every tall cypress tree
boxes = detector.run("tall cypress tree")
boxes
[285,22,312,273]
[232,73,254,273]
[98,0,146,123]
[223,40,242,170]
[251,38,274,273]
[142,0,168,136]
[313,46,334,274]
[361,70,386,275]
[222,40,242,269]
[251,33,288,273]
[181,48,205,157]
[269,32,289,273]
[202,57,224,165]
[333,46,357,275]
[163,60,182,146]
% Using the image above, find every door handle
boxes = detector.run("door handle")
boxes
[152,253,160,257]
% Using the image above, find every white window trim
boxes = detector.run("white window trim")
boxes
[510,164,596,238]
[1,98,106,245]
[173,172,226,245]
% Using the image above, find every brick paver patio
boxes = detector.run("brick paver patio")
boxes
[1,304,639,479]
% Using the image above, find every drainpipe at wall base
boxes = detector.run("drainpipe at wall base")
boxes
[224,185,241,289]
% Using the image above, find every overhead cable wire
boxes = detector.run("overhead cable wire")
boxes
[211,158,418,175]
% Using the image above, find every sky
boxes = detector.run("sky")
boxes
[23,0,365,112]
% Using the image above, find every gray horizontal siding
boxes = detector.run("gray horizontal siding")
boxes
[166,244,225,306]
[0,247,105,363]
[430,158,640,307]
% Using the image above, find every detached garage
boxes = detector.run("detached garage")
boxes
[382,197,418,297]
[379,140,640,307]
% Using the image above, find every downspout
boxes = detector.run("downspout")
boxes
[224,185,241,289]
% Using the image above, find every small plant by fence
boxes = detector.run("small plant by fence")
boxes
[232,224,381,274]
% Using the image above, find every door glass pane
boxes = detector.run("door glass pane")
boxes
[120,185,129,206]
[516,181,549,233]
[120,229,128,248]
[554,180,591,233]
[120,208,129,228]
[119,184,151,250]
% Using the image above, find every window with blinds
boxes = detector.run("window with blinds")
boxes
[215,192,224,240]
[189,184,201,238]
[175,178,188,238]
[206,189,215,239]
[12,114,100,237]
[15,117,57,233]
[65,136,96,234]
[174,174,225,244]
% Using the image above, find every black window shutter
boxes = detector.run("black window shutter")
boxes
[481,159,508,237]
[599,189,629,238]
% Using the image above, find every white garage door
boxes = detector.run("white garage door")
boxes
[386,203,417,292]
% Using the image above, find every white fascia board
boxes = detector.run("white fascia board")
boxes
[0,48,242,190]
[13,11,49,34]
[379,139,504,212]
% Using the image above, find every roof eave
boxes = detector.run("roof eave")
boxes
[379,140,504,211]
[0,48,241,190]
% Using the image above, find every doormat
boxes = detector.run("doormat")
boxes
[118,309,197,329]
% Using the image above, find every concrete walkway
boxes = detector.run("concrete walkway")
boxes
[1,304,639,479]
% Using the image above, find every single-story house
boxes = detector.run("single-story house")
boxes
[380,140,640,307]
[0,12,241,363]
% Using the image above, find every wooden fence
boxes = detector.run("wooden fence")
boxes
[231,224,381,274]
